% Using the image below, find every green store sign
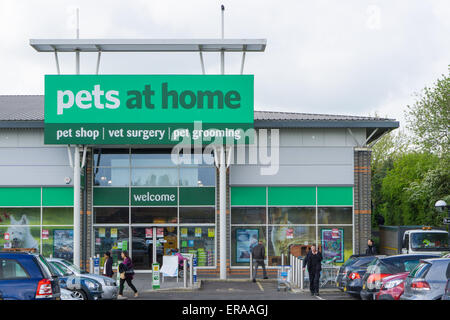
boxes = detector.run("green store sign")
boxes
[131,188,177,206]
[44,75,254,145]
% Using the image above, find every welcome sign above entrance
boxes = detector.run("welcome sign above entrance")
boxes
[44,75,254,145]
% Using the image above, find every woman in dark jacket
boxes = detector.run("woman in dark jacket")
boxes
[118,250,138,299]
[103,251,114,278]
[303,245,323,296]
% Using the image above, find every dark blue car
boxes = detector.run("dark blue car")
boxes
[0,251,61,300]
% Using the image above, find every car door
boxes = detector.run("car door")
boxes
[0,257,37,300]
[426,261,449,299]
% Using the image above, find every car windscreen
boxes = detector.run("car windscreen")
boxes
[409,262,431,279]
[51,261,72,276]
[411,232,449,251]
[353,256,377,268]
[343,257,358,267]
[61,259,87,274]
[36,255,59,278]
[374,256,435,274]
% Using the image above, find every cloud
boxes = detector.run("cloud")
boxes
[0,0,448,126]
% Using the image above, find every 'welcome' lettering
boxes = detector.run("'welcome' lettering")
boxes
[133,192,176,202]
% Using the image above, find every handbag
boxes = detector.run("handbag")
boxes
[125,261,135,275]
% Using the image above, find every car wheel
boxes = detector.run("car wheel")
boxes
[72,290,88,300]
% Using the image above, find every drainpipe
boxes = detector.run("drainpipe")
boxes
[83,155,88,270]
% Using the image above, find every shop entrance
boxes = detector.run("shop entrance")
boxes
[131,226,177,270]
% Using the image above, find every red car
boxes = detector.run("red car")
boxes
[375,271,409,300]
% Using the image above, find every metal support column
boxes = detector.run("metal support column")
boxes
[249,253,253,280]
[219,146,227,279]
[73,145,81,267]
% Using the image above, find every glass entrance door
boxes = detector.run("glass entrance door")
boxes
[131,226,177,270]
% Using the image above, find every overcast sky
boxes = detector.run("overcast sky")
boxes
[1,0,449,127]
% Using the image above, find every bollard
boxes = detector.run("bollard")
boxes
[281,253,284,267]
[300,259,304,290]
[183,259,187,288]
[249,252,253,280]
[89,257,94,274]
[297,258,301,288]
[292,256,295,286]
[293,256,296,286]
[189,255,193,287]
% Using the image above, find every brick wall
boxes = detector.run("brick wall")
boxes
[353,149,372,254]
[81,148,93,270]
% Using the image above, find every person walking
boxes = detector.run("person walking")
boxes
[172,248,188,277]
[366,239,377,255]
[102,251,114,278]
[251,240,268,282]
[117,250,138,299]
[303,245,323,296]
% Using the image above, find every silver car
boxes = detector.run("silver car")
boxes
[60,288,83,300]
[401,258,450,300]
[48,258,118,300]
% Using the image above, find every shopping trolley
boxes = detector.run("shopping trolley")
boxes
[277,266,291,291]
[320,257,339,288]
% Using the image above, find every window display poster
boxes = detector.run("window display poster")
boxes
[208,228,215,238]
[286,228,293,239]
[195,228,202,238]
[321,228,344,263]
[99,228,105,238]
[122,240,128,251]
[42,229,49,240]
[236,229,259,263]
[145,228,152,238]
[53,229,74,260]
[181,228,188,238]
[157,228,164,238]
[111,228,118,238]
[182,240,188,248]
[96,238,101,245]
[188,240,194,247]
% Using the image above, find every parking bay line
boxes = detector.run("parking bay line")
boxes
[256,281,264,292]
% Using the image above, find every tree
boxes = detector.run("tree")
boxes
[406,67,450,157]
[379,153,440,226]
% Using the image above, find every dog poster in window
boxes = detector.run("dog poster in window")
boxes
[321,228,344,263]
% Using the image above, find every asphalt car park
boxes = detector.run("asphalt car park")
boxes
[126,280,358,301]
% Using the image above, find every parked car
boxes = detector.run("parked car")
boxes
[49,260,103,300]
[442,262,450,300]
[336,255,382,297]
[60,287,82,300]
[0,251,61,300]
[375,271,409,300]
[360,254,440,300]
[47,257,118,300]
[401,258,450,300]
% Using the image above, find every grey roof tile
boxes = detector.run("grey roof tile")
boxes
[0,95,44,121]
[0,95,397,125]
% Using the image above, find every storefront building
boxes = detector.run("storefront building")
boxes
[0,94,398,277]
